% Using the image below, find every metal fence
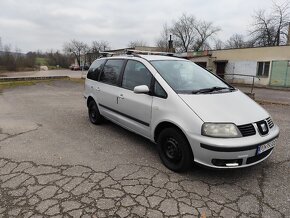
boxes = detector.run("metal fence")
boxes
[220,73,261,95]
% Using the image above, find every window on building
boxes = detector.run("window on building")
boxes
[257,62,270,77]
[122,60,152,90]
[100,59,124,85]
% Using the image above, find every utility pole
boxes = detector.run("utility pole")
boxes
[287,23,290,46]
[168,35,174,53]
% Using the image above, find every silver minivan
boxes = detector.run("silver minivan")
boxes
[84,54,279,171]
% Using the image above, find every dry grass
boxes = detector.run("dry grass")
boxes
[0,78,84,93]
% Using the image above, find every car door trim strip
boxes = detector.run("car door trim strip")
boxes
[99,104,150,127]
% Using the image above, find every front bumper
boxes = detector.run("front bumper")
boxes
[187,125,280,169]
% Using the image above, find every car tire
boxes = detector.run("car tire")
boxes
[157,127,194,172]
[88,101,103,125]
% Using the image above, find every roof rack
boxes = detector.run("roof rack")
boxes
[99,52,114,58]
[125,49,175,57]
[97,49,176,59]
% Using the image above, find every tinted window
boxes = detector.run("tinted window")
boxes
[154,81,167,98]
[122,60,152,90]
[100,59,124,85]
[87,59,106,81]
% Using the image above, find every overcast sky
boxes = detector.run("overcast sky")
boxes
[0,0,281,53]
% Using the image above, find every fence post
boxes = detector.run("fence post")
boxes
[251,77,254,94]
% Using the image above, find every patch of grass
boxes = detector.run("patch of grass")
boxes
[0,80,37,91]
[35,57,48,66]
[0,79,60,92]
[0,78,84,93]
[69,78,85,84]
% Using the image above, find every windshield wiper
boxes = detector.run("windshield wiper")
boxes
[192,86,235,94]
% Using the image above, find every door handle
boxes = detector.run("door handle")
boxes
[116,94,124,104]
[96,87,100,91]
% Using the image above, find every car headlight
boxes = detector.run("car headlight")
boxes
[202,123,242,138]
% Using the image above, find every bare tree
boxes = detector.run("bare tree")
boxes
[155,24,172,51]
[225,34,247,49]
[46,50,72,68]
[192,20,220,51]
[170,14,220,52]
[213,39,224,50]
[250,1,289,46]
[91,40,111,53]
[170,14,196,52]
[0,40,38,72]
[127,40,148,48]
[85,40,111,64]
[0,37,2,51]
[63,40,89,66]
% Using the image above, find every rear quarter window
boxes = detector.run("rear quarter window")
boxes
[87,59,106,81]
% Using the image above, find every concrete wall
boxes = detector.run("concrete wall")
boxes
[210,46,290,86]
[224,61,270,85]
[187,46,290,86]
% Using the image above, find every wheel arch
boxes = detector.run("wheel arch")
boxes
[87,96,95,108]
[154,121,188,143]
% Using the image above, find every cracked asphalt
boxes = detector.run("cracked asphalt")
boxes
[0,80,289,217]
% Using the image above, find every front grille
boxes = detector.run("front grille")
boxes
[266,117,274,128]
[237,124,256,137]
[246,148,273,164]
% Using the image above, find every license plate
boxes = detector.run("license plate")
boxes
[257,139,277,155]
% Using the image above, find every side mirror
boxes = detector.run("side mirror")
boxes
[133,85,150,94]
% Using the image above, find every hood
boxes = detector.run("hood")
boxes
[179,90,269,125]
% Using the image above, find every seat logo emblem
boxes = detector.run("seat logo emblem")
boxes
[257,121,269,135]
[260,123,267,133]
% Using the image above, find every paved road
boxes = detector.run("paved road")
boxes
[236,86,290,105]
[0,81,289,217]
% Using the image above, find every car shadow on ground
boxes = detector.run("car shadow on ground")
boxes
[96,117,263,182]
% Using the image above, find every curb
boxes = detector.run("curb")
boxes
[232,83,290,92]
[256,99,290,106]
[0,76,69,81]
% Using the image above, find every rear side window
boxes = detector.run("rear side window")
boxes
[122,60,152,90]
[87,59,106,81]
[100,60,124,85]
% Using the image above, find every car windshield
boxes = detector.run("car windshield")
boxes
[151,60,233,94]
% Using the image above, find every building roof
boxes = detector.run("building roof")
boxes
[209,44,290,52]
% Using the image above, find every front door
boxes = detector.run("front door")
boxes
[216,62,227,79]
[270,60,290,87]
[117,60,153,138]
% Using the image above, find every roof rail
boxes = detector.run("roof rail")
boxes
[97,49,176,59]
[125,49,175,57]
[99,52,114,58]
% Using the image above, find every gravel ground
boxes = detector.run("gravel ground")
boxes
[0,80,289,217]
